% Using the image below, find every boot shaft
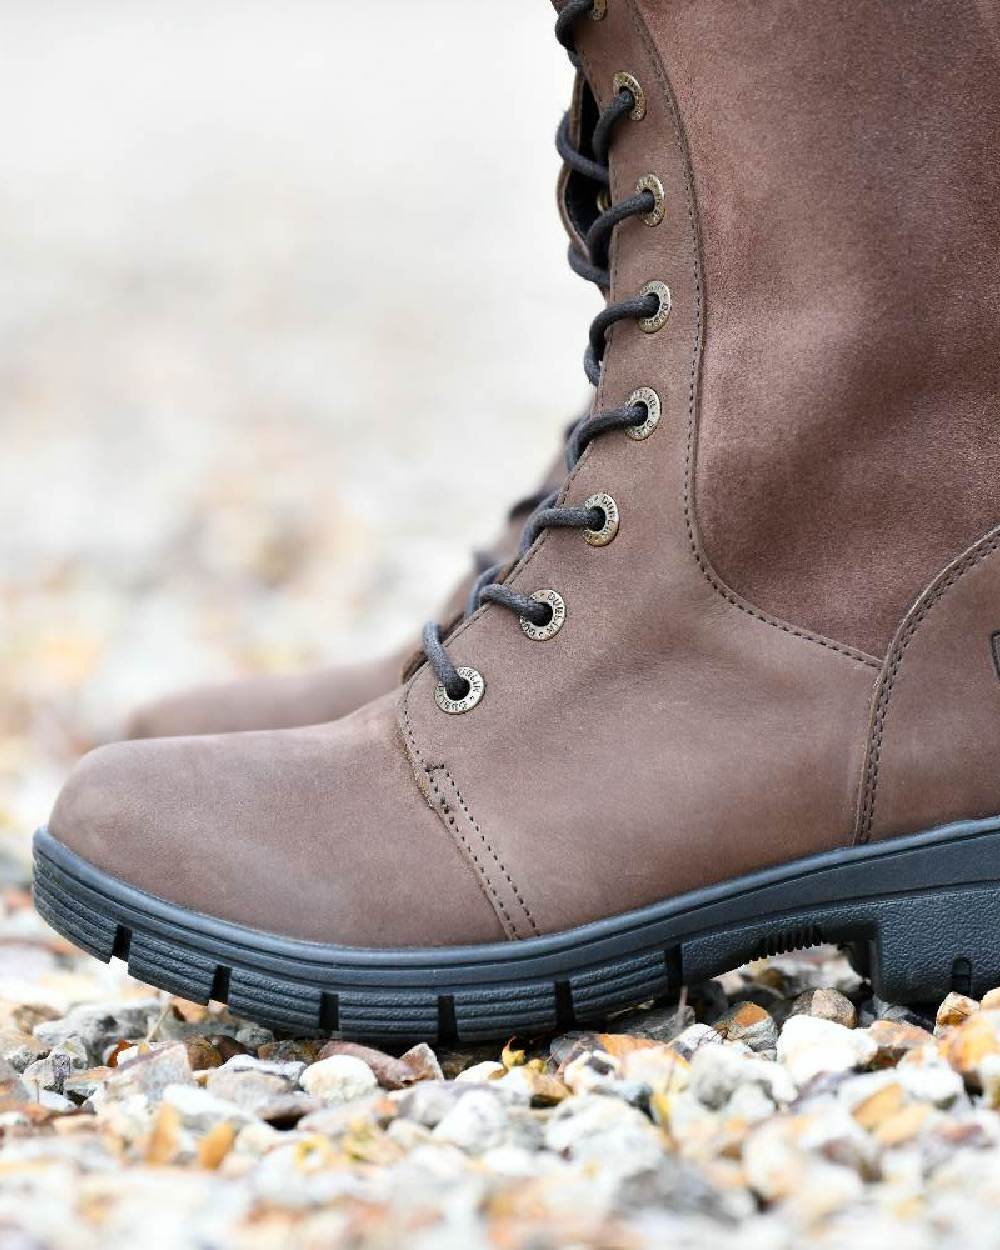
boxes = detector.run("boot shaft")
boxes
[565,0,1000,658]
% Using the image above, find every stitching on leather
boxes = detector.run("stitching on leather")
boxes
[856,527,1000,844]
[428,766,538,940]
[424,767,517,939]
[399,688,535,940]
[626,0,878,673]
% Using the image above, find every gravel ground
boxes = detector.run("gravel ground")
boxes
[5,4,1000,1249]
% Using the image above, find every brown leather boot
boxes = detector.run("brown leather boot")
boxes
[123,474,560,739]
[35,0,1000,1042]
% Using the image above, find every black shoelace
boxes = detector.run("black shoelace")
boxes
[423,0,660,703]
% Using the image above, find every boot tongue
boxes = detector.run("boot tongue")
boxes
[557,72,603,257]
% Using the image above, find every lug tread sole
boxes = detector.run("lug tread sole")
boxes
[32,819,1000,1042]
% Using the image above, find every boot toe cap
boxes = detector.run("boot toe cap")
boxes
[49,740,159,874]
[46,701,507,948]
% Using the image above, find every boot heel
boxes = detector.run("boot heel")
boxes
[863,884,1000,1002]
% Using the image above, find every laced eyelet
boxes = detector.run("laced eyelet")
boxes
[590,0,608,19]
[519,589,567,642]
[636,174,665,226]
[583,492,620,547]
[625,387,661,441]
[612,71,646,121]
[434,666,485,715]
[638,280,672,333]
[596,188,612,214]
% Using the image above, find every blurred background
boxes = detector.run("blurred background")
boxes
[0,1,595,865]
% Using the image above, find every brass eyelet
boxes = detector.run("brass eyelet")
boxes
[520,590,567,642]
[625,386,662,441]
[613,71,646,121]
[636,174,665,226]
[583,493,620,547]
[590,0,608,19]
[596,188,612,214]
[434,666,485,715]
[638,280,672,333]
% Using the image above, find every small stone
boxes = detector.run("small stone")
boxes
[63,1066,113,1104]
[145,1101,183,1165]
[21,1038,87,1096]
[103,1042,194,1105]
[729,982,787,1016]
[786,1161,865,1222]
[184,1037,225,1071]
[614,998,694,1041]
[936,992,980,1032]
[432,1089,507,1152]
[495,1067,569,1107]
[896,1056,966,1108]
[789,988,857,1030]
[207,1067,293,1113]
[316,1041,441,1090]
[221,1054,306,1082]
[197,1121,239,1169]
[438,1045,500,1080]
[398,1043,444,1084]
[546,1094,664,1172]
[866,1018,934,1069]
[234,1023,275,1050]
[873,999,937,1031]
[0,1057,30,1105]
[297,1095,385,1139]
[711,1002,778,1053]
[386,1117,434,1150]
[456,1061,505,1083]
[689,1042,795,1110]
[669,1023,723,1062]
[941,1012,1000,1088]
[299,1054,377,1104]
[980,987,1000,1011]
[616,1156,754,1224]
[979,1052,1000,1109]
[799,1105,879,1174]
[33,1001,161,1065]
[11,1003,61,1035]
[232,1121,286,1160]
[621,1046,690,1093]
[742,1118,806,1202]
[163,1082,253,1133]
[393,1080,469,1128]
[550,1030,658,1076]
[39,1090,76,1113]
[257,1039,322,1064]
[851,1080,906,1130]
[874,1103,934,1148]
[0,1028,48,1074]
[563,1050,621,1095]
[501,1040,526,1069]
[256,1092,323,1128]
[777,1015,877,1085]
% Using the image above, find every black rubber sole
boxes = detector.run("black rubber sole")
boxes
[32,818,1000,1042]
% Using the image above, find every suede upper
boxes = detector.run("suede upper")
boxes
[51,693,506,946]
[47,0,1000,950]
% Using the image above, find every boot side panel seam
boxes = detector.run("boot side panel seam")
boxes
[855,524,1000,844]
[399,693,537,941]
[424,766,539,942]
